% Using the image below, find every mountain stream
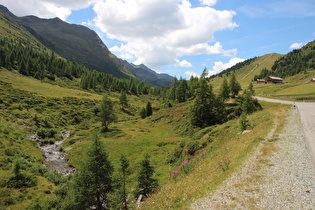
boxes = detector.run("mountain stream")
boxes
[30,130,74,175]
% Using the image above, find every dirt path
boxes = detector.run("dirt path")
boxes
[255,96,315,165]
[190,97,315,209]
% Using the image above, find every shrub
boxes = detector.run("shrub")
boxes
[44,170,66,185]
[37,128,57,139]
[187,140,199,156]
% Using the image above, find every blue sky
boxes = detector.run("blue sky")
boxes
[2,0,315,79]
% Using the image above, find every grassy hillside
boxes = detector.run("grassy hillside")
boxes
[210,53,282,92]
[0,65,291,209]
[210,52,315,99]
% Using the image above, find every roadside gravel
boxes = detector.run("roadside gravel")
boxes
[191,110,315,209]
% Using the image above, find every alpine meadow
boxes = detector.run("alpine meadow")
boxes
[1,4,315,210]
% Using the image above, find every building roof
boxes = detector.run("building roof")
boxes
[267,76,283,80]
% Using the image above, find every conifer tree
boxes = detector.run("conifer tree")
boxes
[140,107,147,119]
[99,95,116,131]
[190,68,216,127]
[176,78,189,103]
[117,155,130,210]
[219,77,230,101]
[146,102,153,117]
[248,82,255,95]
[119,91,128,110]
[72,135,113,209]
[136,154,158,198]
[230,73,241,98]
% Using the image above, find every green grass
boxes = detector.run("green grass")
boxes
[141,101,290,209]
[0,64,294,209]
[0,68,102,100]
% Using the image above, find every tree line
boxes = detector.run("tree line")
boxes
[0,38,153,95]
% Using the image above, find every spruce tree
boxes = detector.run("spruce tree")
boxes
[248,82,255,95]
[136,154,158,198]
[176,78,189,103]
[190,69,216,127]
[230,73,241,98]
[117,155,130,210]
[146,102,153,117]
[99,95,116,131]
[72,135,113,209]
[119,91,128,110]
[219,77,230,101]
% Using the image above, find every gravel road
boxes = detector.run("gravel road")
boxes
[255,96,315,165]
[191,98,315,209]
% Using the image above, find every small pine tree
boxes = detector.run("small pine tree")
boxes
[230,73,241,98]
[248,82,255,96]
[146,102,153,117]
[140,108,147,119]
[119,91,128,110]
[219,77,230,101]
[99,95,116,131]
[241,90,257,114]
[239,112,250,131]
[118,155,130,210]
[136,154,158,198]
[72,135,113,209]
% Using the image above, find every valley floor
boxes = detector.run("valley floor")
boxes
[191,108,315,209]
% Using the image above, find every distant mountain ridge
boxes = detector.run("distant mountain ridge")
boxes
[122,61,174,87]
[0,5,174,86]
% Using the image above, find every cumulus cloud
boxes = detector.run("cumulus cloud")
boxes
[93,0,238,69]
[289,42,304,49]
[199,0,217,6]
[208,57,245,76]
[175,59,193,67]
[1,0,95,20]
[185,71,200,78]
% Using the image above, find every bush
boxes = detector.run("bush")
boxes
[166,145,183,164]
[30,164,49,176]
[187,140,199,156]
[44,170,66,185]
[37,128,57,139]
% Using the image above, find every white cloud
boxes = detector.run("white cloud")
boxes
[185,71,200,78]
[208,57,245,76]
[199,0,217,6]
[289,42,303,49]
[175,59,193,67]
[93,0,238,69]
[1,0,95,20]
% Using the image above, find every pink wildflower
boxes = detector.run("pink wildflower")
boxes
[180,160,189,168]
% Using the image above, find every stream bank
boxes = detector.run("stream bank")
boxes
[30,130,74,175]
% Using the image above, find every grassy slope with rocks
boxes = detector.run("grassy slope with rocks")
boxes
[0,67,290,209]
